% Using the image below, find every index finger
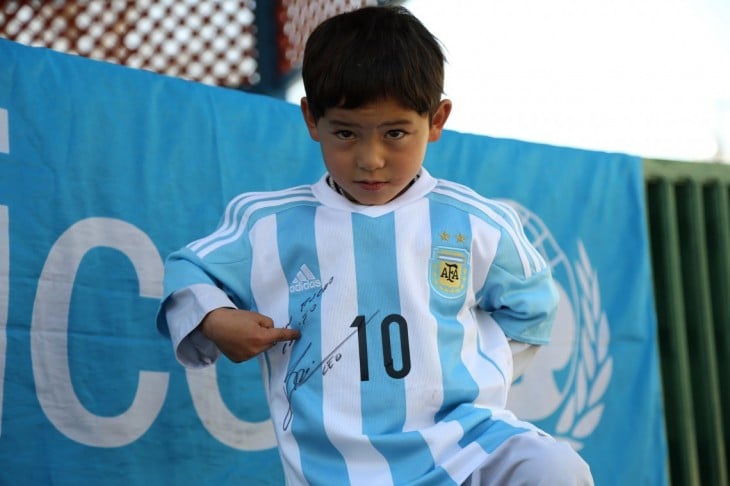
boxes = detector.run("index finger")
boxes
[272,327,301,343]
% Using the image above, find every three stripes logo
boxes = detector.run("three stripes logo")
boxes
[289,264,322,294]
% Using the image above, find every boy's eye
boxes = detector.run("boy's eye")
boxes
[335,130,355,140]
[385,129,406,140]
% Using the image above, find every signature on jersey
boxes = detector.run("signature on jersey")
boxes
[281,276,335,356]
[282,310,380,431]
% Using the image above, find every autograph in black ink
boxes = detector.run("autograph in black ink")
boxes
[281,276,334,356]
[282,310,380,431]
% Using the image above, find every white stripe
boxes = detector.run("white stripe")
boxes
[250,214,289,327]
[0,205,8,436]
[394,200,445,432]
[301,264,316,280]
[247,215,302,479]
[439,440,489,484]
[433,184,537,278]
[0,108,8,154]
[438,255,465,263]
[188,186,311,252]
[194,194,318,259]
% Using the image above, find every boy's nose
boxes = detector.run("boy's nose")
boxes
[356,142,385,171]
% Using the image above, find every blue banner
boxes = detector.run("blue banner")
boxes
[0,39,666,485]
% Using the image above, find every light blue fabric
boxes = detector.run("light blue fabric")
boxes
[0,39,667,485]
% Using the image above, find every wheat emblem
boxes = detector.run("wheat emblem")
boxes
[555,241,613,450]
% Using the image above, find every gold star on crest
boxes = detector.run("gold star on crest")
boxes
[440,231,450,241]
[456,233,466,243]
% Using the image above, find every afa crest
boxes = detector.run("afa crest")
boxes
[429,247,469,298]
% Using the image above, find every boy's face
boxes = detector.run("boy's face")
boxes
[301,97,451,205]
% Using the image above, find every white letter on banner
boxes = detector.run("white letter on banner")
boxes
[0,108,8,154]
[31,217,168,447]
[0,206,8,437]
[187,366,276,450]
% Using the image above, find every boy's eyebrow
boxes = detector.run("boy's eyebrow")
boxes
[328,118,416,128]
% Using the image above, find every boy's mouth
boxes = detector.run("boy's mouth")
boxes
[357,180,386,191]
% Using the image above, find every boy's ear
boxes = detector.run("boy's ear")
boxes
[300,97,320,141]
[428,99,452,142]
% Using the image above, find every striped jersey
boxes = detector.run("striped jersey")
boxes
[157,168,558,485]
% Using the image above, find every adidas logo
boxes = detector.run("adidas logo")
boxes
[289,264,322,293]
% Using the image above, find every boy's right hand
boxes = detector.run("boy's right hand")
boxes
[198,308,301,363]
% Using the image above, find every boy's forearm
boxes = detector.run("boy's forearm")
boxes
[164,284,236,367]
[509,340,540,381]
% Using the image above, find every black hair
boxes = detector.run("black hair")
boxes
[301,6,445,122]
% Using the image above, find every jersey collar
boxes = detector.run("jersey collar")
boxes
[313,168,437,217]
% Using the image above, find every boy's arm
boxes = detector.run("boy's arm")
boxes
[198,307,300,363]
[482,264,559,346]
[163,284,234,367]
[163,284,301,367]
[509,339,539,380]
[475,200,559,349]
[478,222,558,378]
[157,238,300,367]
[484,265,555,380]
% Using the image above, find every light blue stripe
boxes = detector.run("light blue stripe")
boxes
[438,404,529,456]
[428,201,480,424]
[461,418,529,454]
[276,206,349,483]
[352,213,434,483]
[353,213,404,428]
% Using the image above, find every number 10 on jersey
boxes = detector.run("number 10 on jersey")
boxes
[351,314,411,381]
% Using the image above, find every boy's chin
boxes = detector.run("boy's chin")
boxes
[342,190,391,206]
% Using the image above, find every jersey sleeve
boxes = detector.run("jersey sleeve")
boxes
[476,204,559,345]
[161,284,236,367]
[155,222,255,365]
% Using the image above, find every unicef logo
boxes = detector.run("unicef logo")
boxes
[504,201,613,450]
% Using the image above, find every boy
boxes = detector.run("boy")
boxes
[157,5,593,485]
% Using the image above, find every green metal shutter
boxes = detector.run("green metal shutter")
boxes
[645,159,730,486]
